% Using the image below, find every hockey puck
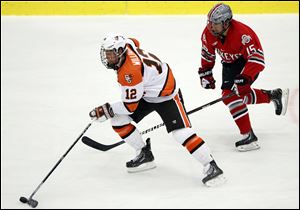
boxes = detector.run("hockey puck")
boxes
[19,196,28,203]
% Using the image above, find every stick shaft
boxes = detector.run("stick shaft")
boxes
[29,122,93,199]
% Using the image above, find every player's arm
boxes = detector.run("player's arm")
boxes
[240,34,265,81]
[233,33,265,97]
[111,82,144,115]
[90,76,144,120]
[111,61,144,115]
[90,53,144,121]
[199,30,217,89]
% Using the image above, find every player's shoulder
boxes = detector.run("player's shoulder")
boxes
[201,26,217,45]
[231,19,260,44]
[127,38,140,48]
[231,19,257,36]
[117,47,143,86]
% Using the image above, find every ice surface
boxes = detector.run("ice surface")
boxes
[1,15,299,209]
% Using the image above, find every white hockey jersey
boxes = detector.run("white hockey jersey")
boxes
[111,38,178,115]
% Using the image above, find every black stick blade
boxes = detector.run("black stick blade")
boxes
[28,199,38,208]
[82,136,125,151]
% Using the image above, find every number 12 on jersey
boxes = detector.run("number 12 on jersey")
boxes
[125,88,137,100]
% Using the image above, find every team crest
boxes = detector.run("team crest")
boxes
[241,34,251,45]
[125,74,133,83]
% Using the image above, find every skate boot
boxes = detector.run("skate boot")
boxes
[202,160,226,187]
[263,88,289,116]
[126,138,156,173]
[235,129,259,152]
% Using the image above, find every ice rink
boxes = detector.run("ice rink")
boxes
[1,14,299,208]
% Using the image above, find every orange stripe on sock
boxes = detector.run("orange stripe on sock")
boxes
[185,136,203,153]
[113,124,135,138]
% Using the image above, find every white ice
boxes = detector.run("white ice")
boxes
[1,15,299,209]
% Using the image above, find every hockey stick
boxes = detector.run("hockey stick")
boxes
[82,92,235,152]
[82,136,125,151]
[20,121,94,208]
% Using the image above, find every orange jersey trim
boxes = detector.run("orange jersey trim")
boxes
[124,101,139,113]
[118,47,143,87]
[128,38,140,48]
[174,94,191,128]
[159,64,176,97]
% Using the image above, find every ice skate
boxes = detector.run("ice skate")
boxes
[202,160,226,187]
[235,129,260,152]
[126,138,156,173]
[264,88,289,116]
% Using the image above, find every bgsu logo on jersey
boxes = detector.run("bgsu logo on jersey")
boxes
[125,74,133,83]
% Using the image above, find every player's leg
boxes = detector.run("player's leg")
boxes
[221,58,260,151]
[239,79,289,116]
[111,99,156,172]
[261,88,289,116]
[222,89,260,151]
[156,90,225,186]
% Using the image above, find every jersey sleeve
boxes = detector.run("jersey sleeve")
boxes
[127,38,140,48]
[200,28,216,70]
[241,31,265,81]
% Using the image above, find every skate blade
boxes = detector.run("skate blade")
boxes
[127,161,156,173]
[236,141,260,152]
[280,88,289,116]
[204,174,227,187]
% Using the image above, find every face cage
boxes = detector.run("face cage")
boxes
[100,47,127,70]
[100,47,117,70]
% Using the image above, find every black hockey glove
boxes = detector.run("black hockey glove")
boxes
[232,74,252,97]
[198,67,216,89]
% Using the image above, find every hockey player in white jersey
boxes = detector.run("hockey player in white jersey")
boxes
[89,34,226,186]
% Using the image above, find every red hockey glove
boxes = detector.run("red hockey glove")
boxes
[233,74,252,97]
[89,103,115,122]
[198,68,215,89]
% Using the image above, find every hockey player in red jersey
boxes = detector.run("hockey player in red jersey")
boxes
[198,3,289,151]
[89,34,226,186]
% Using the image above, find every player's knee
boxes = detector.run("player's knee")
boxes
[222,90,239,105]
[172,128,205,153]
[172,127,196,145]
[110,115,132,127]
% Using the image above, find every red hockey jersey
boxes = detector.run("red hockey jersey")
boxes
[200,19,265,80]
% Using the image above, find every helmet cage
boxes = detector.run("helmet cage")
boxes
[100,35,127,70]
